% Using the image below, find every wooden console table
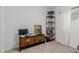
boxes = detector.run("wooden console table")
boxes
[19,34,45,51]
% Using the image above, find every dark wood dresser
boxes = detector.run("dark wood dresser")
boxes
[19,34,45,51]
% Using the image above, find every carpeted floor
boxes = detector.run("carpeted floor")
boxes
[6,41,76,53]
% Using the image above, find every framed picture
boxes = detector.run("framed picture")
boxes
[34,25,42,35]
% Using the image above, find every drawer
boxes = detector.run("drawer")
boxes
[26,38,34,46]
[20,39,26,47]
[34,37,40,43]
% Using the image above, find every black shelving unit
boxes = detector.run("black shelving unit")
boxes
[46,11,55,41]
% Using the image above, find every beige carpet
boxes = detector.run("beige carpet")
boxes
[6,41,76,53]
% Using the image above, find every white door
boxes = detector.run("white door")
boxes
[69,7,79,48]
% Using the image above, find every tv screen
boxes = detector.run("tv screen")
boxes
[19,29,28,35]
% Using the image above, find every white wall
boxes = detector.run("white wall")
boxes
[53,6,79,49]
[1,6,47,52]
[52,6,72,45]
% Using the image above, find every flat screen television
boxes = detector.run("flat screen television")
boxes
[18,29,28,35]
